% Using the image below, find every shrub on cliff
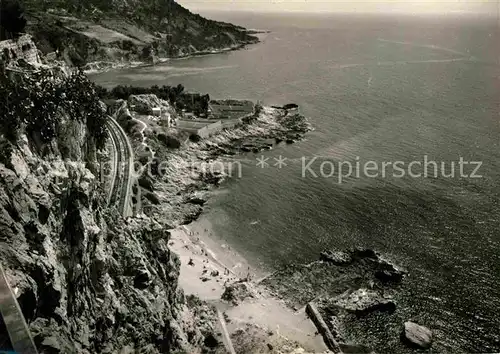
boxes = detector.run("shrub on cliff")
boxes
[0,139,14,169]
[157,133,181,149]
[0,69,108,154]
[0,0,27,40]
[62,70,108,150]
[26,71,63,144]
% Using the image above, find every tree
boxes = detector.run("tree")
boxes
[0,68,108,153]
[0,0,27,40]
[175,84,184,95]
[62,70,108,150]
[0,139,13,168]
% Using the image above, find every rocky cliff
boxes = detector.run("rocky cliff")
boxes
[0,137,218,353]
[21,0,259,67]
[0,34,42,67]
[0,46,220,353]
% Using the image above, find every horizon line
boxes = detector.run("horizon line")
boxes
[189,8,497,16]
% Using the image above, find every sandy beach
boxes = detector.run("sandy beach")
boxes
[169,216,329,353]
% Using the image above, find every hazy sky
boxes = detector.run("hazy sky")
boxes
[177,0,497,14]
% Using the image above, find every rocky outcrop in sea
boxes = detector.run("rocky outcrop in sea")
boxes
[261,248,422,352]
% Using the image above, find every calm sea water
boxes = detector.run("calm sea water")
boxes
[92,13,500,352]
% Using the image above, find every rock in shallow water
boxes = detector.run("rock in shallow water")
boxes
[320,250,352,265]
[402,321,433,349]
[339,343,375,353]
[332,288,396,314]
[375,268,404,283]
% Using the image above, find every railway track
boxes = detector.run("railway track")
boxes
[105,116,134,217]
[106,120,121,206]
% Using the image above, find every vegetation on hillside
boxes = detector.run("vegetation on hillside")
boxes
[0,68,107,157]
[21,0,258,66]
[0,0,27,40]
[29,17,102,67]
[98,84,211,116]
[23,0,249,35]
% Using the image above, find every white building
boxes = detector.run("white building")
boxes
[152,107,162,116]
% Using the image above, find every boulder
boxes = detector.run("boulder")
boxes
[182,209,202,225]
[187,196,207,206]
[144,191,161,205]
[332,289,396,314]
[372,257,406,284]
[375,268,404,283]
[339,343,375,353]
[320,250,352,265]
[221,281,256,305]
[352,248,379,260]
[402,321,432,349]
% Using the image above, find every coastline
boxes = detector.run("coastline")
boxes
[168,214,329,353]
[114,98,419,352]
[84,39,264,75]
[162,108,327,352]
[155,115,410,352]
[117,103,326,352]
[111,94,413,352]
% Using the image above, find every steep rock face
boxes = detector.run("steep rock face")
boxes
[0,62,218,351]
[0,34,42,67]
[56,112,88,161]
[0,132,214,353]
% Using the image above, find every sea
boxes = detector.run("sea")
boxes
[91,12,500,352]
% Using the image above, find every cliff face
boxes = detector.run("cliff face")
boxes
[0,47,218,353]
[0,34,42,66]
[22,0,259,67]
[0,137,214,353]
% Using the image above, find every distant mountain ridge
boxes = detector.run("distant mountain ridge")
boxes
[22,0,259,67]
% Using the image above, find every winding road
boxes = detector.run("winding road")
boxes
[105,116,134,217]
